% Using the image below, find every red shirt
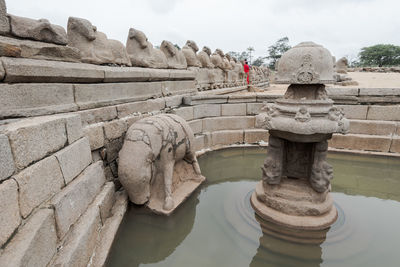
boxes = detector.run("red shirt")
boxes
[243,64,250,73]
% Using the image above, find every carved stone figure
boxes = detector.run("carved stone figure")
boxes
[335,57,348,74]
[160,40,187,69]
[261,135,284,185]
[8,15,67,45]
[67,17,130,66]
[118,114,205,215]
[0,0,10,35]
[198,46,214,68]
[310,141,333,192]
[210,49,224,69]
[182,40,201,67]
[126,28,168,68]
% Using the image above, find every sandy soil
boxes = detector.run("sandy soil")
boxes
[262,72,400,95]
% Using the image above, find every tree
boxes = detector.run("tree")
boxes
[266,37,291,69]
[252,57,265,67]
[247,46,255,65]
[358,44,400,67]
[227,51,249,62]
[174,44,181,50]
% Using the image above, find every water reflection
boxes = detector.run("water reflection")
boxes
[107,147,400,267]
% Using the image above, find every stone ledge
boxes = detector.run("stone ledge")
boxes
[89,191,128,267]
[202,116,255,132]
[349,119,397,136]
[1,57,104,83]
[51,161,105,239]
[330,134,392,152]
[183,95,228,105]
[211,130,244,147]
[0,83,76,119]
[367,105,400,121]
[0,134,14,181]
[0,209,57,267]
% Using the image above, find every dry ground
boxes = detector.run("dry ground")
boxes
[262,72,400,95]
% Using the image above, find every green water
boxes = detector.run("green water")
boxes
[107,147,400,267]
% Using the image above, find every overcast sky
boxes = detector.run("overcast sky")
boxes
[6,0,400,62]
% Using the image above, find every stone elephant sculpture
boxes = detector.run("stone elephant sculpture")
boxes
[118,114,205,215]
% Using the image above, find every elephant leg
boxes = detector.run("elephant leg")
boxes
[185,152,201,175]
[163,160,175,211]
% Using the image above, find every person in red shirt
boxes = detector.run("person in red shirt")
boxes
[243,60,250,84]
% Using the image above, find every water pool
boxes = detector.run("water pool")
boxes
[107,147,400,267]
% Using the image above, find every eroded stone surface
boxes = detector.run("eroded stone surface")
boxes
[0,179,21,248]
[161,40,187,69]
[0,209,57,267]
[14,155,64,218]
[9,15,67,45]
[119,114,205,215]
[0,134,14,181]
[0,0,9,34]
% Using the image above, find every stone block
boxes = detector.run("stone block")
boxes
[0,36,81,62]
[116,98,166,118]
[103,66,149,82]
[89,191,127,267]
[244,129,269,143]
[162,80,196,96]
[63,114,84,144]
[228,94,257,103]
[51,161,105,239]
[183,95,228,105]
[14,155,64,218]
[4,116,67,169]
[326,87,359,96]
[0,209,57,267]
[0,0,9,34]
[55,138,92,185]
[396,123,400,136]
[256,94,281,103]
[121,114,146,128]
[330,134,392,152]
[367,106,400,121]
[74,82,163,109]
[0,179,20,248]
[172,106,194,121]
[247,103,264,115]
[193,134,206,152]
[104,119,127,140]
[0,134,15,181]
[349,120,397,136]
[92,182,115,223]
[0,83,76,119]
[165,95,183,108]
[211,130,244,146]
[84,123,105,150]
[336,105,368,120]
[359,88,400,96]
[168,69,196,80]
[78,106,118,126]
[104,137,123,163]
[221,104,247,116]
[390,137,400,153]
[1,57,104,83]
[189,119,202,134]
[203,116,255,132]
[52,202,102,267]
[193,104,221,119]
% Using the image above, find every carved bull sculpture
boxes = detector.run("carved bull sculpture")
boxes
[118,114,205,215]
[126,28,168,68]
[160,40,187,69]
[67,17,130,66]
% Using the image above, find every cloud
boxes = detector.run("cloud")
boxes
[146,0,181,14]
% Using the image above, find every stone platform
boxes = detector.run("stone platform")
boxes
[251,178,338,231]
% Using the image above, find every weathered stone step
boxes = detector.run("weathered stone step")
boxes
[0,57,196,83]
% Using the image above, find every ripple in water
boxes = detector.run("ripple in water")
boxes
[107,147,400,267]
